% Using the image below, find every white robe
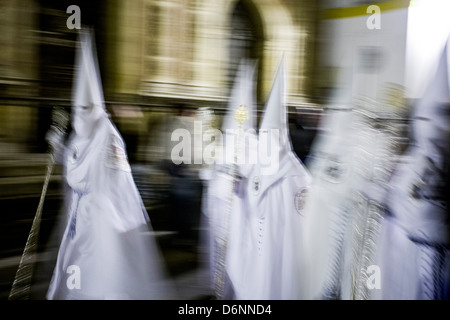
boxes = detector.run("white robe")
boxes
[226,151,312,300]
[200,132,259,299]
[302,110,357,300]
[303,109,402,300]
[373,147,450,300]
[201,164,241,298]
[372,36,450,300]
[47,115,174,300]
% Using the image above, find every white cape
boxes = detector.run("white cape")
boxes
[47,115,175,300]
[373,147,450,300]
[226,152,312,300]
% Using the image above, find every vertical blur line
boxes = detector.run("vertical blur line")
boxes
[405,0,450,99]
[8,158,54,300]
[8,107,68,300]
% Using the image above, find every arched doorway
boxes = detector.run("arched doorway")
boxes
[227,0,264,105]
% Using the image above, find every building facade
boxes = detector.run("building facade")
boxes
[0,0,321,156]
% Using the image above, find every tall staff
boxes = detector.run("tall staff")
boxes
[8,107,69,300]
[213,104,248,299]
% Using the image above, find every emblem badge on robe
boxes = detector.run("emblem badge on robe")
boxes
[294,188,308,215]
[106,134,131,172]
[323,157,346,183]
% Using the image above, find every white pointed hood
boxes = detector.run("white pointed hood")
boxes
[247,55,311,203]
[229,56,312,300]
[412,35,450,168]
[258,55,291,165]
[308,67,354,163]
[221,59,258,176]
[72,29,106,139]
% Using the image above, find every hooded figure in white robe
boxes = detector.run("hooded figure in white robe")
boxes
[302,103,357,299]
[301,67,357,300]
[46,29,175,300]
[227,56,313,300]
[200,59,258,299]
[373,36,450,300]
[303,64,406,300]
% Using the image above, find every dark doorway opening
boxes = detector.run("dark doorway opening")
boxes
[228,0,264,107]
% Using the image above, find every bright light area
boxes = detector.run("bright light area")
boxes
[406,0,450,98]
